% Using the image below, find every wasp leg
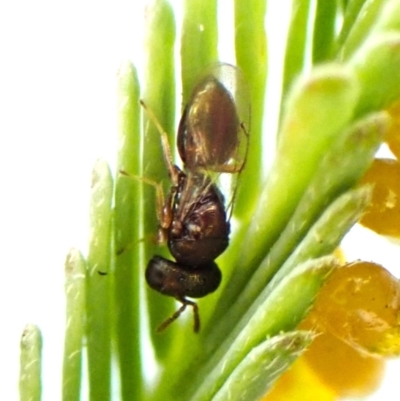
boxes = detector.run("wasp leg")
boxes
[157,297,200,333]
[140,100,180,186]
[118,170,174,248]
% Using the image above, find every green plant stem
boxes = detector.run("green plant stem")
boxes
[19,324,42,401]
[62,249,86,401]
[114,62,143,401]
[86,159,113,401]
[142,0,176,358]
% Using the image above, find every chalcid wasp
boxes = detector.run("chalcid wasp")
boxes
[144,63,250,332]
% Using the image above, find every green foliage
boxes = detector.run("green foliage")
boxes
[19,1,400,400]
[86,159,113,401]
[142,0,177,359]
[19,324,42,401]
[63,249,86,401]
[114,61,142,401]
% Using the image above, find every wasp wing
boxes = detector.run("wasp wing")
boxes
[177,63,250,219]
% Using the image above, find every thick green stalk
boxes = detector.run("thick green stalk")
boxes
[62,249,86,401]
[114,62,143,401]
[86,160,113,401]
[181,0,218,105]
[19,324,42,401]
[142,0,176,358]
[233,0,267,219]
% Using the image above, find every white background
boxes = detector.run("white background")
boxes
[0,0,399,400]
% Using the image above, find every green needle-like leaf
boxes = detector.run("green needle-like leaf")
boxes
[203,0,268,329]
[205,186,371,360]
[249,112,387,287]
[181,0,218,104]
[313,0,337,62]
[335,0,370,53]
[49,2,400,401]
[216,65,359,320]
[19,324,42,401]
[62,249,86,401]
[212,331,313,401]
[189,256,336,401]
[142,0,176,357]
[339,0,400,62]
[114,62,143,400]
[351,33,400,116]
[371,0,400,33]
[116,62,141,174]
[233,0,267,219]
[341,0,350,9]
[86,159,113,401]
[282,0,312,95]
[243,65,359,269]
[339,0,389,60]
[271,187,371,283]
